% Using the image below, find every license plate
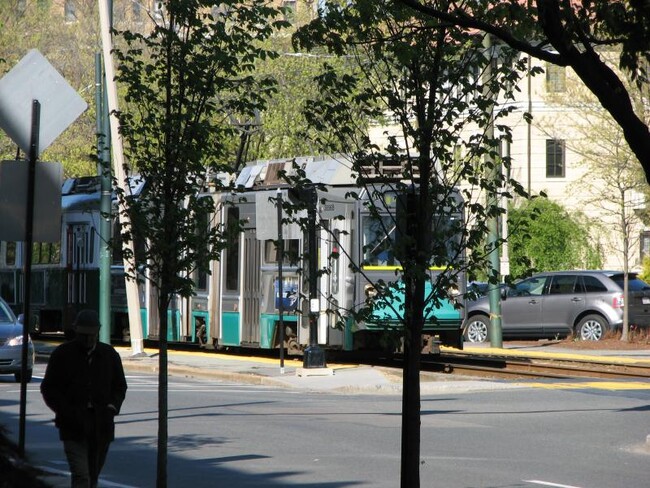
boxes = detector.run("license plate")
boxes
[642,297,650,305]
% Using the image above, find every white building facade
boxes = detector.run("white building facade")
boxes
[370,54,649,273]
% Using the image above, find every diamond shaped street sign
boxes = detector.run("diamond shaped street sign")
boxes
[0,49,87,156]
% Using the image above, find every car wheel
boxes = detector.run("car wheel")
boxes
[464,315,490,343]
[14,369,33,383]
[575,314,608,341]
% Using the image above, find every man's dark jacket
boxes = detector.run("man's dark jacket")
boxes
[41,340,127,442]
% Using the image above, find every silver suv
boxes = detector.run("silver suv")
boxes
[463,271,650,343]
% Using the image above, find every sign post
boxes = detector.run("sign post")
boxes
[0,49,87,455]
[18,100,40,455]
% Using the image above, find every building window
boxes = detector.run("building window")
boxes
[546,63,566,93]
[640,231,650,260]
[546,139,565,178]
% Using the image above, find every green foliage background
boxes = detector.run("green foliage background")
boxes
[0,0,99,177]
[507,198,603,278]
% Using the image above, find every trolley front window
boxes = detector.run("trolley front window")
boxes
[362,215,398,267]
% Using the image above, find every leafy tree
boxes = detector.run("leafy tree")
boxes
[396,0,650,184]
[293,2,530,486]
[507,197,602,278]
[248,5,363,160]
[112,1,287,486]
[639,255,650,283]
[0,0,99,176]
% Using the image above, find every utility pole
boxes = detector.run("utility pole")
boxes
[98,0,144,354]
[500,138,510,280]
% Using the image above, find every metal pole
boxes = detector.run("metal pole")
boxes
[276,189,285,374]
[303,187,326,368]
[483,34,503,348]
[18,99,40,455]
[96,53,112,344]
[500,138,510,279]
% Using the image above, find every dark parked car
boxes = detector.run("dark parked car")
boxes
[607,272,650,327]
[463,270,650,343]
[467,281,489,299]
[0,298,34,383]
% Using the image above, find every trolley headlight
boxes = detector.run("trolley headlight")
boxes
[364,284,377,298]
[447,285,460,298]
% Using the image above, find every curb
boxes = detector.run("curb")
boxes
[121,358,291,388]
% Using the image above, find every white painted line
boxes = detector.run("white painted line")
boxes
[523,480,584,488]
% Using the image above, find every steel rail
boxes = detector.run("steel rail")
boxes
[422,352,650,380]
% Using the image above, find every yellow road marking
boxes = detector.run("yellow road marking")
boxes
[451,346,650,365]
[118,346,357,369]
[522,381,650,390]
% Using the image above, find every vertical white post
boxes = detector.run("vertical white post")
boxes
[98,0,144,355]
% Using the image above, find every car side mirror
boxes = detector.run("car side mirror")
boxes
[500,288,508,301]
[17,314,24,324]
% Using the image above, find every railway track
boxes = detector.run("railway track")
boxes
[165,341,650,381]
[421,351,650,380]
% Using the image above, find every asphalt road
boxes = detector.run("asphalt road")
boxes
[1,364,649,487]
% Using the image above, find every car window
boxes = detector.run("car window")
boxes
[509,276,546,297]
[467,282,489,299]
[609,274,650,291]
[548,275,577,294]
[581,275,608,293]
[627,279,650,291]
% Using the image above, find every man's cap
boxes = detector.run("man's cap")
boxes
[74,309,101,334]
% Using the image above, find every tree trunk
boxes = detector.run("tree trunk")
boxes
[622,215,630,342]
[157,297,169,488]
[401,272,423,488]
[399,185,429,488]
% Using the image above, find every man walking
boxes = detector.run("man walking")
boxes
[41,309,127,488]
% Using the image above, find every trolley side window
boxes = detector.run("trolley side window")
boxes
[194,204,210,292]
[263,239,299,265]
[32,242,61,265]
[331,229,341,295]
[225,206,240,291]
[5,242,16,266]
[0,272,15,304]
[69,224,94,267]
